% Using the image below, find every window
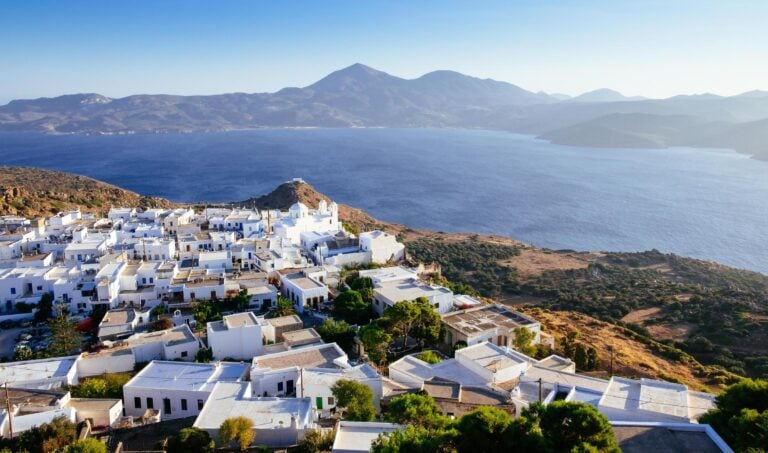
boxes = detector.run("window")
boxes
[142,278,147,284]
[36,285,43,291]
[146,397,154,409]
[328,397,335,405]
[149,277,154,284]
[278,382,284,392]
[181,351,188,358]
[197,399,204,410]
[10,288,15,295]
[134,397,141,409]
[181,399,187,411]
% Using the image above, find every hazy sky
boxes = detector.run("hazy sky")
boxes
[2,0,767,104]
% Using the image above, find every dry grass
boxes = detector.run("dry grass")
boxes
[522,307,723,393]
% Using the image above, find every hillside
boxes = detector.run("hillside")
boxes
[3,167,767,391]
[0,166,176,217]
[4,64,768,160]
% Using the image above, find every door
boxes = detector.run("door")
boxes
[286,379,294,395]
[163,398,171,415]
[316,396,323,410]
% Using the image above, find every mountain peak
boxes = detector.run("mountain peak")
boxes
[306,63,400,91]
[569,88,638,103]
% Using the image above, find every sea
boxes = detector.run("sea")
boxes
[1,128,767,274]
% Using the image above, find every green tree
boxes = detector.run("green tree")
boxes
[561,330,581,359]
[34,293,54,323]
[47,313,83,357]
[520,401,620,453]
[63,438,107,453]
[586,347,600,371]
[195,347,213,363]
[412,298,442,349]
[333,290,371,325]
[18,415,76,453]
[317,319,356,353]
[331,379,376,421]
[219,416,255,452]
[574,343,588,370]
[384,393,445,428]
[512,327,536,356]
[455,406,512,452]
[70,379,108,398]
[230,289,251,311]
[359,321,392,365]
[167,427,215,453]
[268,297,296,318]
[384,301,420,349]
[372,425,451,453]
[699,378,768,451]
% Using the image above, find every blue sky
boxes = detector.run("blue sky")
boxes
[1,0,767,103]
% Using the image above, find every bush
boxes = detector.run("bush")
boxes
[167,427,215,453]
[63,438,107,453]
[415,351,442,364]
[219,416,255,452]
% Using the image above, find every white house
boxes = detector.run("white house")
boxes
[372,279,453,316]
[97,307,152,341]
[198,250,232,270]
[122,361,249,420]
[441,304,542,349]
[250,343,349,398]
[0,356,80,390]
[359,231,405,264]
[193,382,315,448]
[280,270,328,312]
[207,312,275,360]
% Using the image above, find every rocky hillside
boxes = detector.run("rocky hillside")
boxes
[0,166,176,217]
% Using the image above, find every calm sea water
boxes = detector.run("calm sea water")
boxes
[1,128,767,274]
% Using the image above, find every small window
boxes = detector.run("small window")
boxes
[146,397,154,409]
[10,288,15,295]
[181,351,188,358]
[328,397,335,405]
[36,285,43,291]
[198,399,204,410]
[278,382,284,392]
[181,399,187,411]
[134,397,141,409]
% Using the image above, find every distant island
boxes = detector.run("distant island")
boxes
[2,64,768,160]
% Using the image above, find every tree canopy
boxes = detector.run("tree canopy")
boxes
[333,290,372,325]
[167,427,215,453]
[219,416,255,452]
[17,415,76,453]
[331,379,376,422]
[62,438,107,453]
[699,378,768,451]
[317,318,356,353]
[384,392,444,428]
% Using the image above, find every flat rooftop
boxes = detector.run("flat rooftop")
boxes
[126,361,248,392]
[224,312,259,328]
[442,304,538,336]
[0,356,78,387]
[614,424,726,453]
[253,343,346,371]
[266,314,303,328]
[194,382,312,431]
[282,328,323,346]
[457,342,530,372]
[332,421,401,453]
[375,279,451,302]
[285,273,325,290]
[359,266,417,283]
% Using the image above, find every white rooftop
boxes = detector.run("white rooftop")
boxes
[193,382,312,430]
[359,266,417,284]
[0,356,78,389]
[125,361,248,393]
[332,421,401,453]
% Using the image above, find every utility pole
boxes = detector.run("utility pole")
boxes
[537,377,542,403]
[4,383,13,439]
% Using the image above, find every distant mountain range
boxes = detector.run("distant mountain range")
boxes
[2,63,768,160]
